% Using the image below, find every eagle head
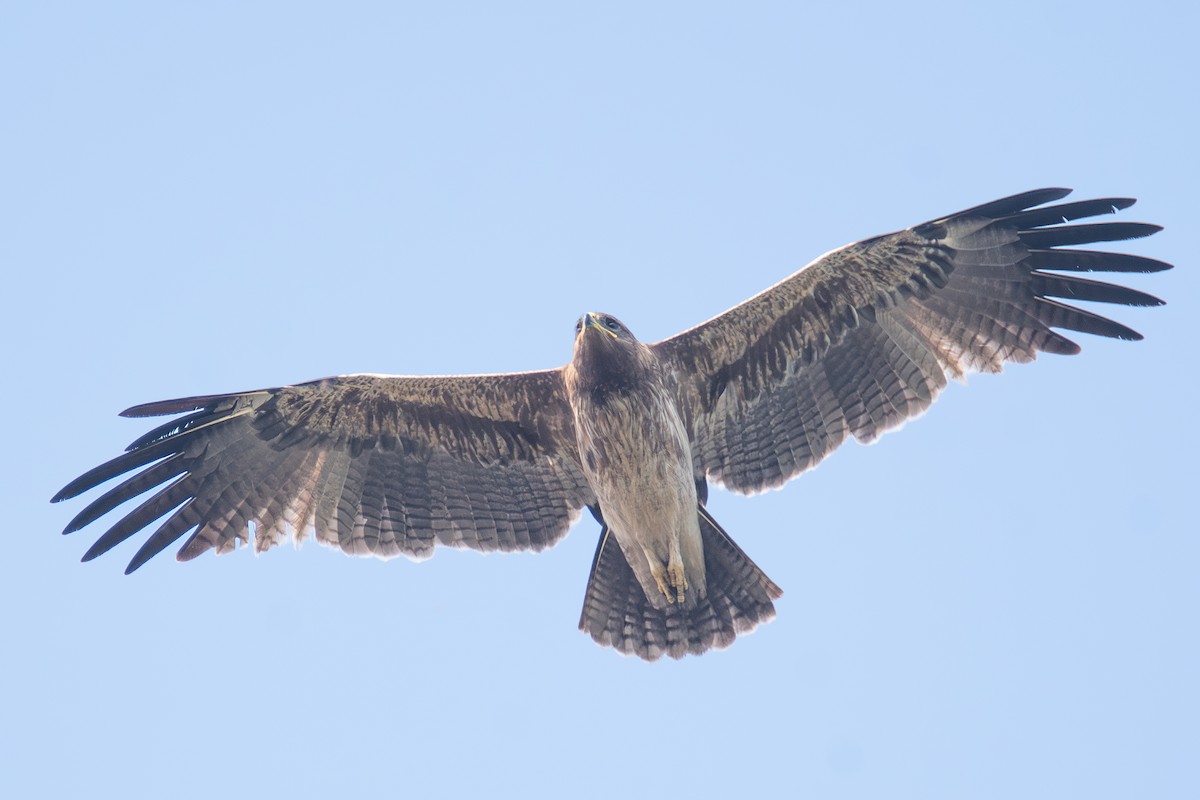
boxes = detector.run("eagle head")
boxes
[569,312,654,400]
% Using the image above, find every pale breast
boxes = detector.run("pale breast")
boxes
[573,383,699,558]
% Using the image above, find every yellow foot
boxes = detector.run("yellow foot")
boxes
[668,560,688,605]
[649,562,669,601]
[650,557,689,604]
[666,539,689,605]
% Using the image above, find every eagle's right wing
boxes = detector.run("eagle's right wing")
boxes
[53,371,595,573]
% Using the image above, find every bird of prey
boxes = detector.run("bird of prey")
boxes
[53,188,1169,661]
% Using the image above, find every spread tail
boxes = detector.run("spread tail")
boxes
[578,506,782,660]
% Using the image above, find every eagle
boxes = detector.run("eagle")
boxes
[52,188,1169,661]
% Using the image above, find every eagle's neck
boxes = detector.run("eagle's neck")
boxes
[567,338,656,407]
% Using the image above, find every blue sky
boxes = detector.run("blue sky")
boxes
[4,3,1196,798]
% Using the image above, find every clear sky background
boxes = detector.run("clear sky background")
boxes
[3,3,1195,798]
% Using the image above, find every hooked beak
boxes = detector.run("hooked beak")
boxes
[580,312,617,340]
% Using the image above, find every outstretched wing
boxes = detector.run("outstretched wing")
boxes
[53,371,594,573]
[655,189,1170,493]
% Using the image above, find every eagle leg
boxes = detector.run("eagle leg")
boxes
[649,559,675,604]
[649,544,689,605]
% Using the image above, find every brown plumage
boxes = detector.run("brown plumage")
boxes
[52,188,1169,660]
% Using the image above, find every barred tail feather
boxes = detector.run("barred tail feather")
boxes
[578,507,781,660]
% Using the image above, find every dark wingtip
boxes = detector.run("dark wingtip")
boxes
[79,538,148,572]
[1025,187,1074,203]
[120,401,183,418]
[52,480,88,504]
[86,551,152,574]
[122,390,274,419]
[121,395,216,418]
[930,188,1075,227]
[124,549,153,574]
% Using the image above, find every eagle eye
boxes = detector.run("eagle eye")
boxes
[604,317,620,332]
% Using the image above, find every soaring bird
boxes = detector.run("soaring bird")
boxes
[52,188,1169,660]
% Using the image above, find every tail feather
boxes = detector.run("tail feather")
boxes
[578,507,781,660]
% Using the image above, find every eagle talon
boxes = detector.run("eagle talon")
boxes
[669,561,688,604]
[651,562,673,602]
[663,540,689,605]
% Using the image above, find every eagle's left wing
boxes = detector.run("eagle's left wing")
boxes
[654,189,1169,494]
[53,371,594,573]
